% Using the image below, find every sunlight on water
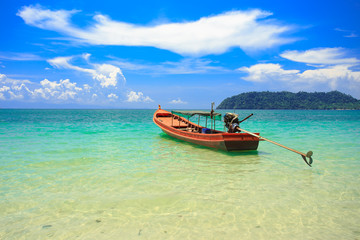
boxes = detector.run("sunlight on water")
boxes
[0,109,359,239]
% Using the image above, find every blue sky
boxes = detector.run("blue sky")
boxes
[0,0,359,109]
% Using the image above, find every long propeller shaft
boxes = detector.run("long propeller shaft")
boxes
[237,127,313,167]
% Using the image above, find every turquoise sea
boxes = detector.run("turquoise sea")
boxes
[0,109,359,239]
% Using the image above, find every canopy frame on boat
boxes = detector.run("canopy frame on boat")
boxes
[171,110,222,131]
[171,110,222,121]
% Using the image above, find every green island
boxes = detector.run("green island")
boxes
[217,91,360,110]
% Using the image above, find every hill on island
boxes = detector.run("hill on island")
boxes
[217,91,360,110]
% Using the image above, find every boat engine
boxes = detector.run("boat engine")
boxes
[224,113,241,133]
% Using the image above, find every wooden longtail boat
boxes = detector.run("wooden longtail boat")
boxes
[153,106,261,151]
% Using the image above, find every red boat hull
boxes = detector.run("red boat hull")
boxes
[153,108,260,151]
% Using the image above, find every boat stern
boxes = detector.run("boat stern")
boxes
[222,133,260,151]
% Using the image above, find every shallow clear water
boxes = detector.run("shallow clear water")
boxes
[0,109,359,239]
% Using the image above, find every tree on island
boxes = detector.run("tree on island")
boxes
[217,91,360,110]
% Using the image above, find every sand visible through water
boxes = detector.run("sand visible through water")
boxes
[0,109,359,239]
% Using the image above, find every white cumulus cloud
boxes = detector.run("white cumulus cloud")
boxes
[33,78,83,101]
[239,63,299,82]
[280,48,360,66]
[92,64,124,88]
[169,98,187,104]
[107,93,118,101]
[238,47,360,98]
[0,73,86,102]
[0,72,140,105]
[18,5,295,56]
[17,4,78,30]
[48,54,125,88]
[0,74,33,100]
[239,63,360,98]
[299,65,360,90]
[126,91,154,102]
